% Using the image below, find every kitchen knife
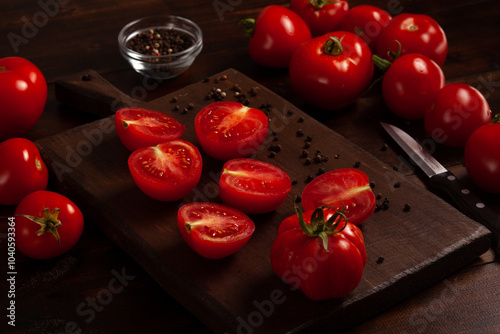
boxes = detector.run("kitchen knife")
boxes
[380,122,500,253]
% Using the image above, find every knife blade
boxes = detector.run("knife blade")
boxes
[380,122,500,253]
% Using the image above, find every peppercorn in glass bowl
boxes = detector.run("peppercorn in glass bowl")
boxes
[118,15,203,80]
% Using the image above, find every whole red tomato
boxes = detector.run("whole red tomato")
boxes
[375,13,448,67]
[0,138,48,205]
[290,0,349,37]
[241,5,312,68]
[464,121,500,194]
[289,31,374,111]
[0,57,47,141]
[14,190,84,259]
[301,168,375,225]
[339,5,392,51]
[424,83,491,148]
[380,53,445,120]
[271,206,367,300]
[177,202,255,259]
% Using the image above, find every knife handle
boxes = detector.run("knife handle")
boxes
[429,171,500,252]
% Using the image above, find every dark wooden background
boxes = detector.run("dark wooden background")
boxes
[1,0,499,333]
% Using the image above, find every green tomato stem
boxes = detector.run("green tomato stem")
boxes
[19,208,62,244]
[308,0,346,9]
[239,18,256,37]
[323,35,344,56]
[491,114,500,124]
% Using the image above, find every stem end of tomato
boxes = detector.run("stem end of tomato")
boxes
[19,208,62,244]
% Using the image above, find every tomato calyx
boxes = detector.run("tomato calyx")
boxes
[308,0,345,9]
[296,205,347,252]
[19,208,62,244]
[372,40,402,72]
[323,35,346,56]
[239,18,256,37]
[491,114,500,124]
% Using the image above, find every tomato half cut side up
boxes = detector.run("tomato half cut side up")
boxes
[128,139,202,201]
[177,202,256,259]
[301,168,376,225]
[115,107,185,151]
[195,101,269,160]
[218,158,292,214]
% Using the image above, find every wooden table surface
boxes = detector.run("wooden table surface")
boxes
[1,0,499,333]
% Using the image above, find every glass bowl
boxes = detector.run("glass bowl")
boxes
[118,15,203,80]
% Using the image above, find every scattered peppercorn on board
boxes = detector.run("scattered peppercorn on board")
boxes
[37,68,491,334]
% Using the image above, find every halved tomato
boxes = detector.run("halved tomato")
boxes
[301,168,376,225]
[194,101,268,160]
[115,107,185,151]
[177,202,256,259]
[218,158,291,214]
[128,139,202,201]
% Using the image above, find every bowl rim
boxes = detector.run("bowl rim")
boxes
[118,15,203,61]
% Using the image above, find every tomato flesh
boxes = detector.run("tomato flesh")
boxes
[301,168,376,225]
[177,202,256,259]
[115,107,185,151]
[195,101,268,160]
[128,139,202,201]
[218,158,291,214]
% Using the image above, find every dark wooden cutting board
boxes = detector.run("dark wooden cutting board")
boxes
[37,68,491,333]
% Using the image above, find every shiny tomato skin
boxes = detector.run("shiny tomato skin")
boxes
[247,5,312,68]
[424,83,491,148]
[177,202,256,259]
[14,190,84,259]
[218,158,292,214]
[375,13,448,67]
[115,107,185,151]
[195,101,269,161]
[0,57,47,141]
[289,31,374,111]
[382,54,445,120]
[464,123,500,194]
[301,168,375,225]
[0,138,48,205]
[290,0,349,37]
[271,208,366,300]
[128,139,202,201]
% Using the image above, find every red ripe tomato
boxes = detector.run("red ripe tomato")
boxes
[0,57,47,141]
[375,13,448,67]
[464,122,500,194]
[177,202,256,259]
[14,190,84,259]
[218,158,292,214]
[424,83,491,148]
[290,0,349,37]
[301,168,375,225]
[195,101,268,161]
[115,107,185,151]
[241,5,312,68]
[0,138,48,205]
[339,5,392,51]
[381,53,445,120]
[271,207,367,300]
[128,139,202,201]
[289,31,374,111]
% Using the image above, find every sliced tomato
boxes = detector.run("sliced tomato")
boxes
[115,107,185,151]
[177,202,256,259]
[194,101,268,160]
[301,168,376,225]
[128,139,202,201]
[218,158,291,214]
